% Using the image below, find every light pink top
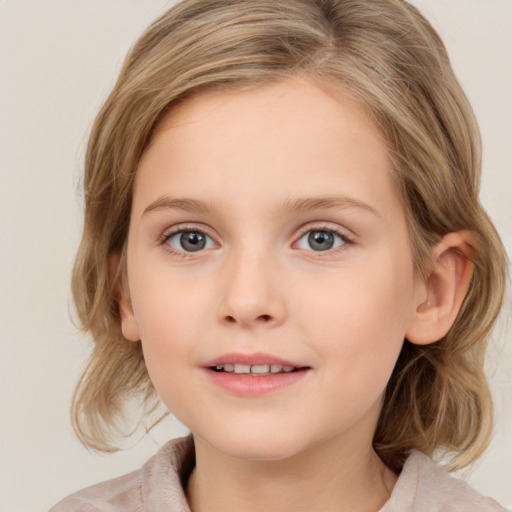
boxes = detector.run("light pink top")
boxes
[49,436,507,511]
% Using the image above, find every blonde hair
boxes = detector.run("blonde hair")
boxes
[71,0,508,471]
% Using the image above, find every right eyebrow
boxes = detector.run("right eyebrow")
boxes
[142,196,215,217]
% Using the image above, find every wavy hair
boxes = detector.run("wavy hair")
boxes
[71,0,508,471]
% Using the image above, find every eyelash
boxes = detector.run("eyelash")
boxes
[160,225,216,259]
[294,225,355,255]
[159,224,355,258]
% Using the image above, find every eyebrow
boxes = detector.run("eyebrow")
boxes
[143,197,213,216]
[282,196,380,217]
[142,195,380,218]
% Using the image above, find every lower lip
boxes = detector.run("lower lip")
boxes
[204,368,310,397]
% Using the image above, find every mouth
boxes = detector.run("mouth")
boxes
[202,352,311,396]
[210,363,304,376]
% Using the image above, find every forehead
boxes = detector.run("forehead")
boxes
[134,77,400,221]
[152,77,383,152]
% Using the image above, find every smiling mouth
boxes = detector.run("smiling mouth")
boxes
[204,356,310,395]
[210,364,304,376]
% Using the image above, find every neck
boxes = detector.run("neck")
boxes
[186,433,397,512]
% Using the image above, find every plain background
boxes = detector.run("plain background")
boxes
[0,1,510,510]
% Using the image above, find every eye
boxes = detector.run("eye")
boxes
[296,229,348,252]
[165,230,216,252]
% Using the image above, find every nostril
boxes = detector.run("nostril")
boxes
[221,313,276,325]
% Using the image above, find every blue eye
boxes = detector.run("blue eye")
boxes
[166,230,215,252]
[296,229,347,252]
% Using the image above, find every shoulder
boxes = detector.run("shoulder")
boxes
[48,466,143,512]
[382,450,508,512]
[48,436,194,512]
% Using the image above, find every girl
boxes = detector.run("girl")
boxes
[50,0,508,510]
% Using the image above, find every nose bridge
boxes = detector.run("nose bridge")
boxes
[218,242,286,328]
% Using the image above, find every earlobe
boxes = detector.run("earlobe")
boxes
[110,254,141,342]
[406,231,475,346]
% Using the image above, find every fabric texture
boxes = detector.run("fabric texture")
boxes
[49,436,507,512]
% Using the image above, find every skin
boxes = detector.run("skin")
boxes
[118,77,474,512]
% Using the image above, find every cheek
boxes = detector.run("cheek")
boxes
[131,258,211,337]
[299,254,415,380]
[128,265,218,399]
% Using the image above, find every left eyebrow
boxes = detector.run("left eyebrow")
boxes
[282,196,381,218]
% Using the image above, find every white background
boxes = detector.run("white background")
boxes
[0,1,510,511]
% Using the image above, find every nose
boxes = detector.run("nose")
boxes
[217,247,287,329]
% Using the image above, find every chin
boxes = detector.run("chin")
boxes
[196,426,308,462]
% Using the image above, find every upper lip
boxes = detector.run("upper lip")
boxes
[202,352,308,368]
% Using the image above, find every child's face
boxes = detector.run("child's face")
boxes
[121,78,425,461]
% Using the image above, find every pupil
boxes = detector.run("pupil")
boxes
[180,231,206,252]
[308,231,334,251]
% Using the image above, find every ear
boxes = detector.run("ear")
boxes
[110,253,141,342]
[406,231,476,345]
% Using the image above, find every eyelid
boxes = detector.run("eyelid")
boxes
[292,223,356,252]
[157,221,355,256]
[159,223,219,257]
[160,223,217,242]
[168,230,216,251]
[294,222,355,241]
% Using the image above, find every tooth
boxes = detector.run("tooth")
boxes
[216,363,297,374]
[251,365,270,374]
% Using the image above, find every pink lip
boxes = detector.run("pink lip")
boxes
[202,352,311,397]
[202,351,305,368]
